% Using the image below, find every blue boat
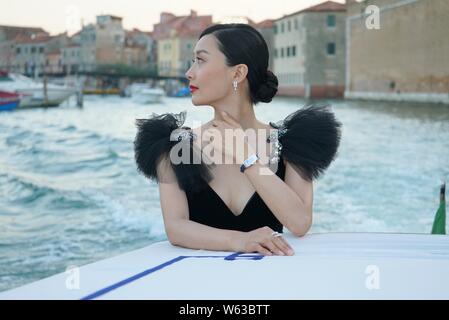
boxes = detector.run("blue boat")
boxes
[171,86,191,97]
[0,90,20,111]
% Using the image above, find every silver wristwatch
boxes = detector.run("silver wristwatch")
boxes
[240,153,259,173]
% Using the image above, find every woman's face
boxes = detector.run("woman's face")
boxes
[185,35,234,106]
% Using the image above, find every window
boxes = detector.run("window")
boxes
[273,25,277,34]
[327,15,336,27]
[281,22,284,33]
[274,49,278,58]
[281,48,284,58]
[287,20,291,32]
[16,47,21,54]
[327,42,336,55]
[287,47,290,57]
[31,47,36,54]
[39,47,44,54]
[292,45,296,57]
[294,19,298,30]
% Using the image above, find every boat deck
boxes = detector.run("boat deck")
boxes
[1,233,448,300]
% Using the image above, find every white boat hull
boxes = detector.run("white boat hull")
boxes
[132,92,164,104]
[17,88,75,108]
[0,232,448,300]
[125,84,165,104]
[0,73,76,108]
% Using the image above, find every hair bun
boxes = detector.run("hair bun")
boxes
[255,70,278,103]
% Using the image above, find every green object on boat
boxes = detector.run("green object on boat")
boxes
[431,182,446,235]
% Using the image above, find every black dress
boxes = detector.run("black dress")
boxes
[134,105,342,233]
[186,153,286,233]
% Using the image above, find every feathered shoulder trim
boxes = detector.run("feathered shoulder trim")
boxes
[134,105,342,191]
[268,104,342,182]
[133,111,214,192]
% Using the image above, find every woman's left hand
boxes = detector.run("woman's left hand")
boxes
[203,111,257,165]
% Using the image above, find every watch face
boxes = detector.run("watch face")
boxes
[244,154,257,167]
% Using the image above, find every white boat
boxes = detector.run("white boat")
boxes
[0,232,448,300]
[0,73,76,108]
[125,83,165,104]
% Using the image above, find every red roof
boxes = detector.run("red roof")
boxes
[0,25,49,41]
[13,33,52,44]
[254,19,275,29]
[301,0,346,12]
[152,11,213,40]
[276,1,346,20]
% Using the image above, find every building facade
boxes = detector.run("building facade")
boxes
[153,10,213,77]
[273,1,346,98]
[345,0,449,104]
[0,26,49,74]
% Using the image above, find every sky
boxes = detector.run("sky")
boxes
[0,0,344,35]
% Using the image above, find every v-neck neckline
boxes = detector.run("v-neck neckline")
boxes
[206,183,258,218]
[202,122,281,218]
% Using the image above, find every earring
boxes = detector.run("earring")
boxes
[233,80,238,91]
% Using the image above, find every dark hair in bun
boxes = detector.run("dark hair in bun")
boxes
[199,23,279,105]
[256,70,278,103]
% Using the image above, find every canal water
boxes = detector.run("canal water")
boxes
[1,95,448,292]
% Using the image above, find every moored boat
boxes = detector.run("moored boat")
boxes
[124,83,166,104]
[0,91,21,111]
[0,72,76,108]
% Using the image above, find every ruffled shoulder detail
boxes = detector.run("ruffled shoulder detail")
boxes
[134,110,215,192]
[268,104,342,182]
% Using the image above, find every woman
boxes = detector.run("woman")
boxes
[134,24,342,256]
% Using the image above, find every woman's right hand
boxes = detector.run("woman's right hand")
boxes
[237,226,295,256]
